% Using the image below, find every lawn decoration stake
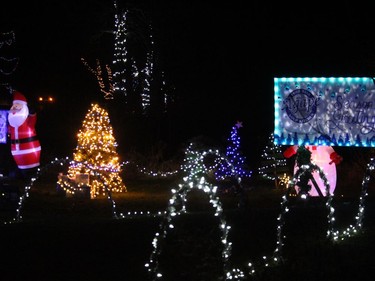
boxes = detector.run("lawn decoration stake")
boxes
[8,90,41,172]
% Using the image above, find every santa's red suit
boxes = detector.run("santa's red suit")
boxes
[8,91,41,169]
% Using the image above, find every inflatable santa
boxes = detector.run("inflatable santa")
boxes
[8,91,41,171]
[283,145,342,197]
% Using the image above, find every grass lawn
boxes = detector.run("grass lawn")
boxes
[1,172,375,281]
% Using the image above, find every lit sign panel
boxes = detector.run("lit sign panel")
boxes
[0,109,7,144]
[274,77,375,147]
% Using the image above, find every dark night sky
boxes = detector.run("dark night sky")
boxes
[2,0,375,166]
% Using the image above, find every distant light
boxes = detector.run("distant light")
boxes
[38,96,55,103]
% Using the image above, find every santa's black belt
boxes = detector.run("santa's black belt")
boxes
[11,136,39,144]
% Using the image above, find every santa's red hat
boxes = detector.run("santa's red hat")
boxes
[13,91,27,105]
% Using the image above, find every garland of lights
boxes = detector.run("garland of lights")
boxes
[136,165,179,177]
[2,157,126,224]
[1,143,238,224]
[5,156,174,222]
[2,152,374,280]
[223,162,333,280]
[59,159,121,219]
[2,157,70,224]
[59,158,167,220]
[328,157,374,241]
[227,157,375,279]
[145,143,247,280]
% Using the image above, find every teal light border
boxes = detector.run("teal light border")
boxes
[274,77,375,147]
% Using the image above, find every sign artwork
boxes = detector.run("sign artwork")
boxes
[0,110,7,144]
[274,77,375,147]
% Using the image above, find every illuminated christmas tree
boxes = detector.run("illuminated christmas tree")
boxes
[215,121,252,180]
[258,133,290,188]
[67,103,126,198]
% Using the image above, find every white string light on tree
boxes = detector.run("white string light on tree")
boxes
[258,133,289,188]
[81,58,114,100]
[113,2,128,97]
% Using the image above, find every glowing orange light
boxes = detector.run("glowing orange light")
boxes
[38,96,55,103]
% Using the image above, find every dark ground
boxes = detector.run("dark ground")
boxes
[1,172,375,281]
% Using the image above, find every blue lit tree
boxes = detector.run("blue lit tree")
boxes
[215,121,252,181]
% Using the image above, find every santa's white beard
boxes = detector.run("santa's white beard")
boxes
[8,105,29,127]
